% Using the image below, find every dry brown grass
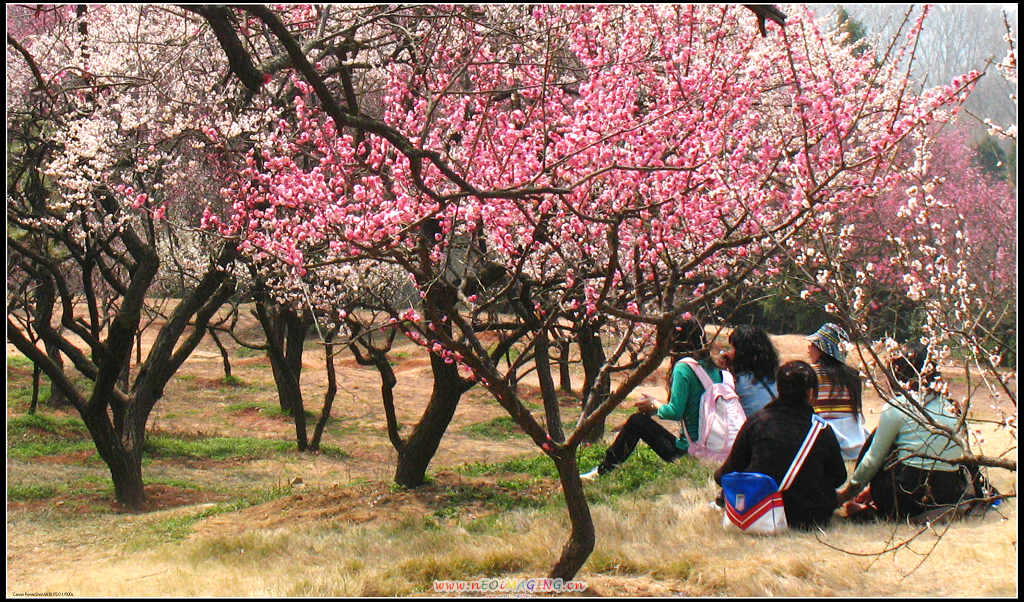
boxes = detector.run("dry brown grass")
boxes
[8,465,1016,597]
[5,321,1017,597]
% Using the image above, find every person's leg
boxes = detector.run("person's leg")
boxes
[598,413,680,474]
[869,462,900,519]
[885,464,966,520]
[903,468,969,524]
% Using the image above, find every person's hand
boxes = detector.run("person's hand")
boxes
[634,394,660,415]
[836,483,858,505]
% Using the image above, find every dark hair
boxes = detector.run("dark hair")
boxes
[729,325,779,383]
[667,317,708,388]
[890,342,939,391]
[670,317,708,363]
[816,352,863,413]
[775,361,818,407]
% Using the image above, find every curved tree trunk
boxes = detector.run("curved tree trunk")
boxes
[549,448,595,581]
[310,335,338,451]
[535,328,565,443]
[208,327,233,380]
[393,352,465,488]
[32,276,68,408]
[80,402,146,509]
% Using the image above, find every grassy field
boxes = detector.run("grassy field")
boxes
[5,327,1018,597]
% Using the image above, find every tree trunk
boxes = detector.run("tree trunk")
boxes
[309,337,338,452]
[283,309,309,449]
[209,328,232,379]
[549,448,595,580]
[42,338,69,408]
[81,404,146,510]
[577,323,608,444]
[557,340,573,394]
[32,276,68,408]
[535,328,565,443]
[375,353,402,453]
[264,308,292,413]
[257,301,310,450]
[30,363,41,415]
[393,352,464,488]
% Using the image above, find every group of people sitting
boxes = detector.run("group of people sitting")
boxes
[580,319,997,530]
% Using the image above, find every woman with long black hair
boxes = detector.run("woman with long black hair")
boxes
[806,322,867,460]
[721,325,779,417]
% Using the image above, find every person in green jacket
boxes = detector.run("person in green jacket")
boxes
[836,343,971,520]
[581,318,721,480]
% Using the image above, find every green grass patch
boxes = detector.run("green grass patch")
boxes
[461,416,527,440]
[326,420,362,438]
[575,445,711,503]
[6,382,49,412]
[456,445,710,505]
[8,354,34,368]
[7,413,94,459]
[143,435,295,460]
[462,513,505,535]
[457,453,558,479]
[7,412,88,437]
[461,416,583,441]
[214,379,271,395]
[262,405,318,423]
[224,400,270,413]
[432,481,547,519]
[6,361,93,413]
[8,483,60,501]
[235,346,264,358]
[226,399,317,422]
[8,440,96,459]
[143,433,349,461]
[388,350,412,366]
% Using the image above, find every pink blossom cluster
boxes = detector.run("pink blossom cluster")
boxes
[212,5,981,334]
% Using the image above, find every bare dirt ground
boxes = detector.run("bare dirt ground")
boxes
[6,316,1018,596]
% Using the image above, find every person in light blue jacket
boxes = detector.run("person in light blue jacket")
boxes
[721,325,779,417]
[836,343,976,520]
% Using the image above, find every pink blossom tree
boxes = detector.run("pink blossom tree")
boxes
[190,4,983,576]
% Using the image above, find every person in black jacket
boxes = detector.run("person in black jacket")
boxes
[714,360,847,529]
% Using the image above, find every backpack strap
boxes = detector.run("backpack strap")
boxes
[778,415,828,492]
[680,357,713,389]
[677,358,704,446]
[681,357,735,389]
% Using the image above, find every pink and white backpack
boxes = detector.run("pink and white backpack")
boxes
[679,357,745,464]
